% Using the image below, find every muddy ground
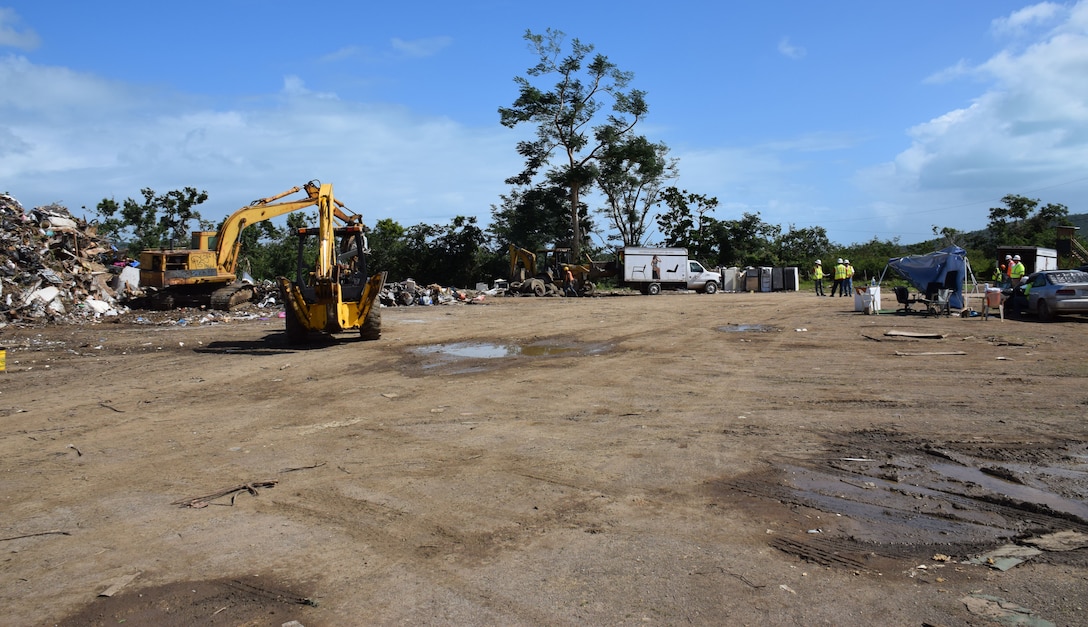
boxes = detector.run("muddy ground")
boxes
[1,290,1086,627]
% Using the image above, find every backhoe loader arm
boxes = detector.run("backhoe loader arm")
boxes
[216,180,363,275]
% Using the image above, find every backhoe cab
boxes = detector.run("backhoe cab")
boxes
[276,183,385,344]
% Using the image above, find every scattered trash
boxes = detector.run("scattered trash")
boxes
[966,544,1042,571]
[961,594,1055,627]
[1,194,134,324]
[99,572,141,598]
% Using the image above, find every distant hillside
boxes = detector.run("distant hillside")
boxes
[956,212,1088,244]
[1067,213,1088,233]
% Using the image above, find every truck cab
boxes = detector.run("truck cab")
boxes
[686,260,720,294]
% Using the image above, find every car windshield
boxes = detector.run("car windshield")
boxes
[1045,270,1088,284]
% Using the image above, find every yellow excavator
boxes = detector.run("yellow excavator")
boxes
[507,244,617,296]
[276,182,386,344]
[139,181,361,310]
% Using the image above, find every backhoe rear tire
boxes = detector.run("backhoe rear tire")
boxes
[359,306,382,340]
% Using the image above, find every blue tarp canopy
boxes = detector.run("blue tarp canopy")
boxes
[885,246,968,309]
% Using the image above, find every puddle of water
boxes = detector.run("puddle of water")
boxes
[716,324,780,333]
[416,342,519,359]
[413,341,609,372]
[930,462,1088,521]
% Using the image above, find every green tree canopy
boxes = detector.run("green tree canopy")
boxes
[596,136,677,247]
[95,187,209,254]
[499,28,647,258]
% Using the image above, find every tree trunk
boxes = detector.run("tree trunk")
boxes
[570,183,581,259]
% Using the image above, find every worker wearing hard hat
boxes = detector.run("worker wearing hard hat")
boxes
[844,260,855,296]
[830,258,847,297]
[812,260,825,296]
[1009,255,1026,287]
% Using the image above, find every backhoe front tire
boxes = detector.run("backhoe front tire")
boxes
[359,306,382,340]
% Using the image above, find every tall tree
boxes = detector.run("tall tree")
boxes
[95,187,209,254]
[596,136,677,247]
[488,183,575,252]
[987,194,1069,251]
[774,225,832,268]
[499,28,647,258]
[656,187,719,260]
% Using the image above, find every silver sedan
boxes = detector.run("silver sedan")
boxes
[1023,269,1088,321]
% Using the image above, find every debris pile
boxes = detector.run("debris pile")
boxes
[1,194,133,325]
[379,278,487,307]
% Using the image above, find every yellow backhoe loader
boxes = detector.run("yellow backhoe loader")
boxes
[139,180,361,310]
[276,183,385,344]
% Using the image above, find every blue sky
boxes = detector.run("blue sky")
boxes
[2,1,1087,246]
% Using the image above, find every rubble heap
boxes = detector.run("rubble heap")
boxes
[1,194,132,325]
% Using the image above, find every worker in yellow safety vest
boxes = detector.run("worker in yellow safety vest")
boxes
[831,258,847,297]
[812,260,825,296]
[1009,254,1026,287]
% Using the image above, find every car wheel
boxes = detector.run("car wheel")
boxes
[647,283,662,296]
[1036,299,1054,322]
[704,281,718,295]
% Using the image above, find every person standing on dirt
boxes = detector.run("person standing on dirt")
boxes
[812,260,825,296]
[830,258,847,297]
[844,260,855,296]
[1009,255,1026,288]
[1000,254,1012,287]
[563,266,578,297]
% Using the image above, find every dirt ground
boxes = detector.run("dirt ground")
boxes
[1,290,1087,627]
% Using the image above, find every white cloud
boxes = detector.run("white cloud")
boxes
[0,8,39,50]
[777,36,806,60]
[859,1,1088,233]
[0,55,515,225]
[991,2,1063,36]
[391,36,453,58]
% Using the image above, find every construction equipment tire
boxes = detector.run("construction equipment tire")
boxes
[359,306,382,340]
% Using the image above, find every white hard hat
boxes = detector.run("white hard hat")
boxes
[837,258,843,264]
[1005,254,1012,260]
[1013,254,1021,260]
[844,259,850,264]
[815,259,821,264]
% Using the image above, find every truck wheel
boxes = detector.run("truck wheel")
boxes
[359,306,382,340]
[703,281,718,295]
[647,283,661,296]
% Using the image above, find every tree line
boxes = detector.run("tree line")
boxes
[92,30,1083,289]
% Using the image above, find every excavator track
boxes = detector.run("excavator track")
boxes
[210,285,254,311]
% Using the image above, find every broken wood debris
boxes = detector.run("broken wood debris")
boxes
[279,462,326,473]
[98,572,141,597]
[894,350,967,356]
[0,529,71,542]
[172,479,279,508]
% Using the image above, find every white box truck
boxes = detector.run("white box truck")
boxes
[622,247,721,295]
